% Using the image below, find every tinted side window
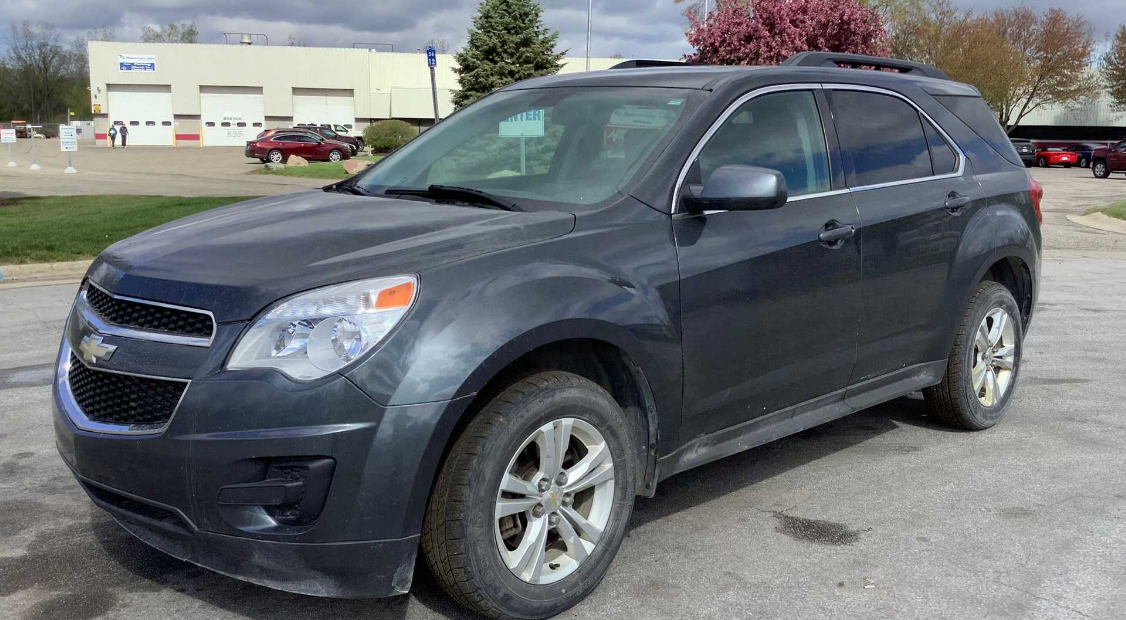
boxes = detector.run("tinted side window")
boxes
[923,120,957,174]
[696,90,830,197]
[831,90,931,187]
[933,95,1022,167]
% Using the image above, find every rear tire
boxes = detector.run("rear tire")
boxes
[924,282,1023,431]
[422,371,636,619]
[267,149,284,164]
[1093,160,1110,178]
[1037,157,1047,168]
[1079,157,1089,168]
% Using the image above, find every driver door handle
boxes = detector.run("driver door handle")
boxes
[818,221,855,247]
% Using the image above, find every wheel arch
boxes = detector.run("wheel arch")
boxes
[446,329,661,499]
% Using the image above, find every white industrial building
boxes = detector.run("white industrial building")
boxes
[87,41,621,147]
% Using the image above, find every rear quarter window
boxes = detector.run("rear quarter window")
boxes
[933,95,1023,167]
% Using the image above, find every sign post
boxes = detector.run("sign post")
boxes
[499,110,545,176]
[1,128,15,167]
[28,125,41,171]
[60,124,78,173]
[427,46,440,125]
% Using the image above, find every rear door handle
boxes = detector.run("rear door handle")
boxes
[945,192,972,213]
[818,221,855,247]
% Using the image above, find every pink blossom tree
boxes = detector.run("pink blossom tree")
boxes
[685,0,889,66]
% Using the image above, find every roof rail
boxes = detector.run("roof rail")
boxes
[609,59,686,70]
[782,52,950,80]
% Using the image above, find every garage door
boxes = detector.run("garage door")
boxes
[107,84,173,146]
[201,86,265,147]
[293,88,355,129]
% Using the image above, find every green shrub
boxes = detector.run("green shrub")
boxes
[364,120,417,153]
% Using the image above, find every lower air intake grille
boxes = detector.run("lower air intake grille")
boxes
[68,354,187,427]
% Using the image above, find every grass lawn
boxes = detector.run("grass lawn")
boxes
[249,155,384,179]
[0,195,256,264]
[1086,200,1126,221]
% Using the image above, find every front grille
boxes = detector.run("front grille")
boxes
[68,354,187,427]
[86,285,214,339]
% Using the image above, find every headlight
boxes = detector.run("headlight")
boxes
[227,275,417,380]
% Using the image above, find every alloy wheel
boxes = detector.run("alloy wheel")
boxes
[269,150,283,163]
[1094,162,1107,177]
[972,307,1016,407]
[329,150,342,162]
[494,418,615,585]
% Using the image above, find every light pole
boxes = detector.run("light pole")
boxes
[585,0,592,71]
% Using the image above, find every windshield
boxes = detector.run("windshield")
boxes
[355,87,699,207]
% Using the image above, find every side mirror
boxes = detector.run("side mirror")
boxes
[683,165,788,212]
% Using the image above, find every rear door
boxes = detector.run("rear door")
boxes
[827,86,982,387]
[674,87,862,439]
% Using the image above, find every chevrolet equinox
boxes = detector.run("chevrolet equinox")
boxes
[55,52,1041,619]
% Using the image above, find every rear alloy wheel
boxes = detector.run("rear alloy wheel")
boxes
[1037,157,1047,167]
[267,149,284,164]
[1079,157,1089,168]
[925,281,1023,430]
[328,149,342,162]
[422,371,636,619]
[1093,160,1110,178]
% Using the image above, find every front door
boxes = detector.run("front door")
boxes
[1110,140,1126,170]
[674,88,862,440]
[826,87,981,385]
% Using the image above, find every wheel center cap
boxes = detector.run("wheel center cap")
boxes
[545,489,561,511]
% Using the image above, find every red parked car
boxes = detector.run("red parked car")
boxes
[245,131,352,164]
[1033,147,1076,168]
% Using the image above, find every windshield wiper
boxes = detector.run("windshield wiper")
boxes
[384,185,522,212]
[323,180,371,196]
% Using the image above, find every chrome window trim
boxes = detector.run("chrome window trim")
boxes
[82,281,216,347]
[57,339,190,436]
[672,82,968,214]
[672,84,831,213]
[820,83,966,192]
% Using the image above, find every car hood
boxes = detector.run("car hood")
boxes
[87,191,576,322]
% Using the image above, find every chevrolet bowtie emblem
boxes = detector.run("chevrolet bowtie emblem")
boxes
[79,333,117,365]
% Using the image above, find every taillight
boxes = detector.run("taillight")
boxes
[1028,176,1043,225]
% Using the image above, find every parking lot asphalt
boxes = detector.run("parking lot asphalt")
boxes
[0,141,326,198]
[3,173,1126,620]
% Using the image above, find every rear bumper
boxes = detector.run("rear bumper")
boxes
[70,467,417,597]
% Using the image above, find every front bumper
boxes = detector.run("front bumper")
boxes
[53,335,469,598]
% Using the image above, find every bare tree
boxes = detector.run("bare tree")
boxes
[1,21,72,123]
[287,34,306,47]
[893,2,1096,133]
[990,8,1096,132]
[140,22,199,43]
[426,38,451,53]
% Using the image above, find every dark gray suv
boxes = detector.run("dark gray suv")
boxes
[55,52,1041,619]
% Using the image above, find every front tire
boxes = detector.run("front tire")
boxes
[422,371,636,619]
[924,282,1023,430]
[1079,156,1089,168]
[328,149,343,162]
[1037,157,1047,168]
[1093,160,1110,178]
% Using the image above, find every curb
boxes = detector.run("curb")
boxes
[0,260,91,286]
[1066,212,1126,236]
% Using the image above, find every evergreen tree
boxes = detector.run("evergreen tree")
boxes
[453,0,566,108]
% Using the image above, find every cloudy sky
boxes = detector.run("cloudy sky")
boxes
[1,0,1123,58]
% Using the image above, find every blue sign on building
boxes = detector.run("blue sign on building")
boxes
[426,46,437,68]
